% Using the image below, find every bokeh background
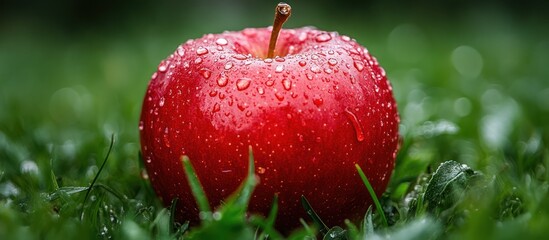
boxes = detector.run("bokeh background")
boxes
[1,0,549,237]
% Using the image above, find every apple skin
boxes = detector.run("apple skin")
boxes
[139,27,399,231]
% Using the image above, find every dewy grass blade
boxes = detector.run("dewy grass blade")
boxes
[301,195,329,236]
[355,164,388,227]
[181,155,212,215]
[81,134,114,220]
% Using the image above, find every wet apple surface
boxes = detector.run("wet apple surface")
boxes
[139,26,399,230]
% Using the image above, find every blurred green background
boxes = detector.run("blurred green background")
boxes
[1,0,549,238]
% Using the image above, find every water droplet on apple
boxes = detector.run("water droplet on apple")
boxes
[312,95,323,106]
[195,57,203,64]
[215,38,228,46]
[216,73,228,87]
[257,167,266,174]
[236,78,251,90]
[275,92,285,101]
[158,61,168,72]
[275,65,284,73]
[328,58,338,66]
[232,54,247,60]
[315,33,332,42]
[245,111,252,117]
[282,79,292,90]
[196,47,209,55]
[324,68,333,74]
[353,61,364,71]
[265,79,275,86]
[224,62,233,70]
[199,68,212,79]
[139,121,144,131]
[264,58,273,63]
[176,46,185,57]
[242,28,256,37]
[151,72,158,80]
[298,61,307,67]
[306,73,313,80]
[345,108,365,142]
[257,87,265,95]
[159,97,165,107]
[341,35,351,41]
[212,103,220,113]
[328,50,335,55]
[310,66,321,73]
[298,31,308,42]
[209,90,217,97]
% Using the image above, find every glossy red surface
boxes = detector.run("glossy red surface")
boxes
[139,27,399,231]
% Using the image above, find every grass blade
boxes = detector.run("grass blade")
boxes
[301,195,329,236]
[355,164,388,227]
[181,155,212,215]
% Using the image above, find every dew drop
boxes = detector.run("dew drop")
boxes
[275,57,285,62]
[215,38,228,45]
[328,58,338,66]
[258,167,266,174]
[298,61,307,67]
[224,62,233,70]
[158,62,168,72]
[176,46,185,57]
[232,54,247,60]
[353,61,364,71]
[341,35,351,41]
[199,68,212,79]
[282,79,292,90]
[306,73,313,80]
[195,57,203,64]
[315,33,332,42]
[212,103,220,113]
[257,87,265,95]
[310,65,321,73]
[159,97,165,107]
[151,72,158,80]
[236,78,251,90]
[312,95,323,106]
[275,92,285,101]
[196,47,209,55]
[345,108,365,142]
[265,79,275,86]
[275,65,284,73]
[264,58,273,63]
[138,121,144,131]
[217,73,228,87]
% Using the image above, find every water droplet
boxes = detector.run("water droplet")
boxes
[196,47,209,55]
[324,68,333,74]
[159,97,165,107]
[328,58,338,66]
[282,79,292,90]
[151,72,158,80]
[209,90,217,97]
[315,33,332,42]
[353,61,364,71]
[275,57,285,62]
[199,68,211,79]
[212,103,220,113]
[298,61,307,67]
[245,111,252,117]
[215,38,228,45]
[306,73,313,80]
[158,61,168,72]
[341,35,351,41]
[310,65,321,73]
[195,57,203,64]
[242,28,257,37]
[257,87,265,95]
[265,79,275,86]
[275,92,285,101]
[275,65,284,73]
[217,73,228,87]
[138,121,144,131]
[236,78,251,90]
[232,54,247,60]
[328,50,335,55]
[258,167,266,174]
[224,62,233,70]
[176,46,185,57]
[298,31,308,42]
[312,95,323,106]
[345,108,365,142]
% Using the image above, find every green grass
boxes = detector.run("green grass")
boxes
[1,2,549,239]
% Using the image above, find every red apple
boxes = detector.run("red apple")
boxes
[139,4,399,231]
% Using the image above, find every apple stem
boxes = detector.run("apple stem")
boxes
[267,2,292,59]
